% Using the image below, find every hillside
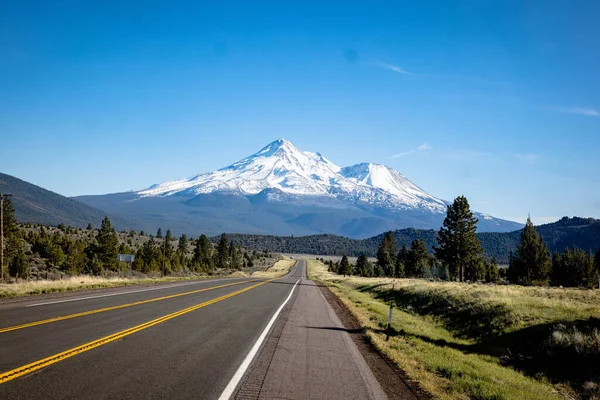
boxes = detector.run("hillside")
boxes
[0,173,126,229]
[219,217,600,263]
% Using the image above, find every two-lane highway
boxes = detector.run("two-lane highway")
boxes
[0,263,304,399]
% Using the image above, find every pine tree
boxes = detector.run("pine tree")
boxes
[406,239,429,278]
[376,231,397,277]
[508,217,551,285]
[230,241,242,270]
[550,247,594,288]
[594,249,600,289]
[64,239,87,275]
[485,257,500,283]
[86,223,93,231]
[8,241,28,280]
[97,217,118,271]
[156,228,162,238]
[435,196,483,282]
[212,233,228,269]
[178,234,188,254]
[395,245,408,278]
[339,255,352,276]
[164,229,173,259]
[199,234,213,271]
[354,254,373,277]
[2,198,17,258]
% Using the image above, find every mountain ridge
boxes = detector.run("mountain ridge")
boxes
[0,172,127,229]
[74,138,522,237]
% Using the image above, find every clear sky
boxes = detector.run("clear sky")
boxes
[1,1,599,224]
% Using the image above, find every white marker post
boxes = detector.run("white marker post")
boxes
[386,283,394,341]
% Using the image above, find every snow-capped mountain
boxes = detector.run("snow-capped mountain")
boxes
[75,139,522,238]
[137,139,447,213]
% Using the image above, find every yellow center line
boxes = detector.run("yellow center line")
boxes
[0,278,276,385]
[0,279,256,334]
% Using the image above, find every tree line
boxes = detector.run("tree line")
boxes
[327,196,600,288]
[0,198,270,280]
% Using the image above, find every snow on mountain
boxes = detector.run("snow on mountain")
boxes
[137,139,447,213]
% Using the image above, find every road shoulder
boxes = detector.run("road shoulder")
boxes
[235,276,416,399]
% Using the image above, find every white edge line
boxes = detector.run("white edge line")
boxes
[218,277,301,400]
[26,279,230,307]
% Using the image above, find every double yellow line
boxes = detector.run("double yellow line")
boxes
[0,280,252,334]
[0,278,275,384]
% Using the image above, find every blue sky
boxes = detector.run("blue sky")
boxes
[1,1,599,224]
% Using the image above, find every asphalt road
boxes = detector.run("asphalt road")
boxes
[0,263,304,399]
[0,260,407,399]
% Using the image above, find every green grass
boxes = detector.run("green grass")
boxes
[307,259,600,400]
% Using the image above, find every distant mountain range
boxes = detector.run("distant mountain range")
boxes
[218,217,600,264]
[74,139,522,238]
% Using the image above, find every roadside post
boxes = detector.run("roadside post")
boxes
[386,283,394,341]
[118,254,135,278]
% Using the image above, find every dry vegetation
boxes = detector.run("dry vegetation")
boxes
[251,258,296,279]
[307,258,600,400]
[0,255,290,299]
[0,275,204,298]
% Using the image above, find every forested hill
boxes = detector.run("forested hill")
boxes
[218,217,600,264]
[0,173,127,229]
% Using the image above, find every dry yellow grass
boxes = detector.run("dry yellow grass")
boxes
[306,258,596,400]
[251,258,296,279]
[0,258,296,299]
[0,275,204,299]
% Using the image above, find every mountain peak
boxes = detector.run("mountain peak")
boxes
[255,138,297,156]
[137,139,444,212]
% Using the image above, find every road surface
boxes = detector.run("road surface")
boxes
[0,260,408,399]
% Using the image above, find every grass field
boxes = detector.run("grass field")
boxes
[251,258,296,279]
[307,258,600,400]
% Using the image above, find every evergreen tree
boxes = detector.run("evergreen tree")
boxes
[406,239,429,278]
[86,223,93,231]
[192,235,213,272]
[376,231,397,277]
[230,245,242,270]
[485,257,500,283]
[551,247,594,288]
[508,217,551,285]
[1,198,18,271]
[8,241,28,280]
[594,249,600,289]
[435,196,483,282]
[339,255,352,276]
[354,254,373,277]
[97,217,118,271]
[156,228,163,238]
[395,245,408,278]
[215,233,229,269]
[164,229,173,259]
[64,239,87,275]
[178,234,188,254]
